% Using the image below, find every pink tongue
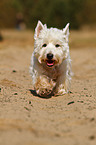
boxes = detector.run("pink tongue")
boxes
[47,62,54,66]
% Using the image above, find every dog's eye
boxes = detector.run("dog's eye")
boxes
[42,44,47,47]
[55,44,60,47]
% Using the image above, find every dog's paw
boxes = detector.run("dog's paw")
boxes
[58,89,67,95]
[54,84,68,96]
[36,88,53,97]
[55,89,67,96]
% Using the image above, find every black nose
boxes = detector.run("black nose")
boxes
[47,53,53,60]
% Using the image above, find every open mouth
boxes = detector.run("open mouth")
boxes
[46,60,55,67]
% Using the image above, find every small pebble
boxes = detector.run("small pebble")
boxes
[29,101,31,104]
[24,107,31,111]
[14,93,18,95]
[12,70,16,73]
[77,100,84,103]
[90,118,95,122]
[89,135,95,140]
[84,88,87,90]
[67,101,74,105]
[69,91,73,94]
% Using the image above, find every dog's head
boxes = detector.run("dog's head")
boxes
[34,21,70,68]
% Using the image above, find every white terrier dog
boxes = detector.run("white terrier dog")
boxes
[30,21,72,97]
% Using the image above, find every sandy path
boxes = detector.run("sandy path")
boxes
[0,30,96,145]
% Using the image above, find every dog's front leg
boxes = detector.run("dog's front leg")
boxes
[55,73,70,96]
[35,75,56,97]
[55,76,67,96]
[54,59,72,96]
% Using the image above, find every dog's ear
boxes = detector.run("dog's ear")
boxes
[35,21,44,38]
[63,23,69,42]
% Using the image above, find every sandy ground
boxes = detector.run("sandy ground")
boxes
[0,29,96,145]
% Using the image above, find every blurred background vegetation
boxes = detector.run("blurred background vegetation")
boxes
[0,0,96,30]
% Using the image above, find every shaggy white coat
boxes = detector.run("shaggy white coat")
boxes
[30,21,72,97]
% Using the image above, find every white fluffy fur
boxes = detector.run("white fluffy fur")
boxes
[30,21,72,97]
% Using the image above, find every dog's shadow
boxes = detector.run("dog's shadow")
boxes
[29,89,53,99]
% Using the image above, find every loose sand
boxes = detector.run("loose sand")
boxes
[0,30,96,145]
